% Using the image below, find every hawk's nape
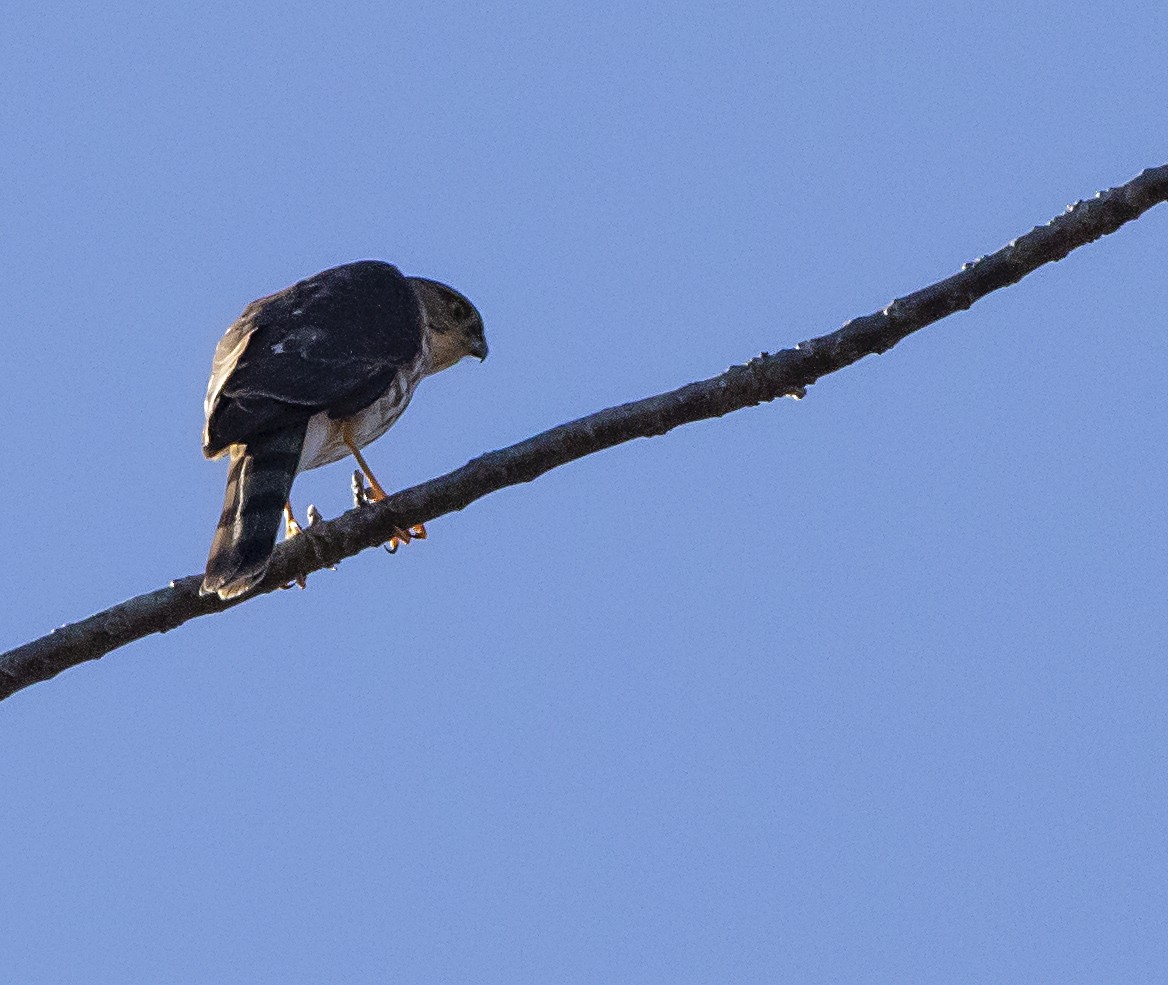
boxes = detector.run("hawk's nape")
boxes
[202,423,307,600]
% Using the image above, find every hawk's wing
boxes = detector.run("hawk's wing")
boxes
[203,261,424,458]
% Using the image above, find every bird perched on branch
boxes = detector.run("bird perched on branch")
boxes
[200,260,487,600]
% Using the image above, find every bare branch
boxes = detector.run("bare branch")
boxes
[3,164,1167,703]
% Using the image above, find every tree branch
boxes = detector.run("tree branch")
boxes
[3,164,1167,703]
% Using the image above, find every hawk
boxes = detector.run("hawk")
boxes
[201,260,487,600]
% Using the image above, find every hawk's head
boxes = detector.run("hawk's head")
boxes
[409,277,488,374]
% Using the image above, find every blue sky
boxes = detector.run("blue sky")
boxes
[2,2,1166,981]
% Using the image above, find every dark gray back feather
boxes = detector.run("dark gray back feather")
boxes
[203,261,425,458]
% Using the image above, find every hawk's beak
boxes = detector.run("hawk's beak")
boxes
[471,339,489,361]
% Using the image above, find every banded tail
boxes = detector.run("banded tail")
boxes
[201,423,307,600]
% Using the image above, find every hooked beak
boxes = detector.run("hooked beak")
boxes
[470,338,489,361]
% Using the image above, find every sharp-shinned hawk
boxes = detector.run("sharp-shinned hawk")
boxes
[201,260,487,600]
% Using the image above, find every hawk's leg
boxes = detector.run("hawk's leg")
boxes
[342,424,390,501]
[341,421,427,551]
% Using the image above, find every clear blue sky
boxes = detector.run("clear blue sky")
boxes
[2,2,1166,981]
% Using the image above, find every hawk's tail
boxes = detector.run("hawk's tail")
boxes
[201,424,307,600]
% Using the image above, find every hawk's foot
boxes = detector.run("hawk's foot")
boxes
[283,502,304,540]
[350,470,427,554]
[385,523,425,553]
[282,501,309,589]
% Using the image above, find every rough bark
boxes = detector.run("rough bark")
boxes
[3,164,1166,703]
